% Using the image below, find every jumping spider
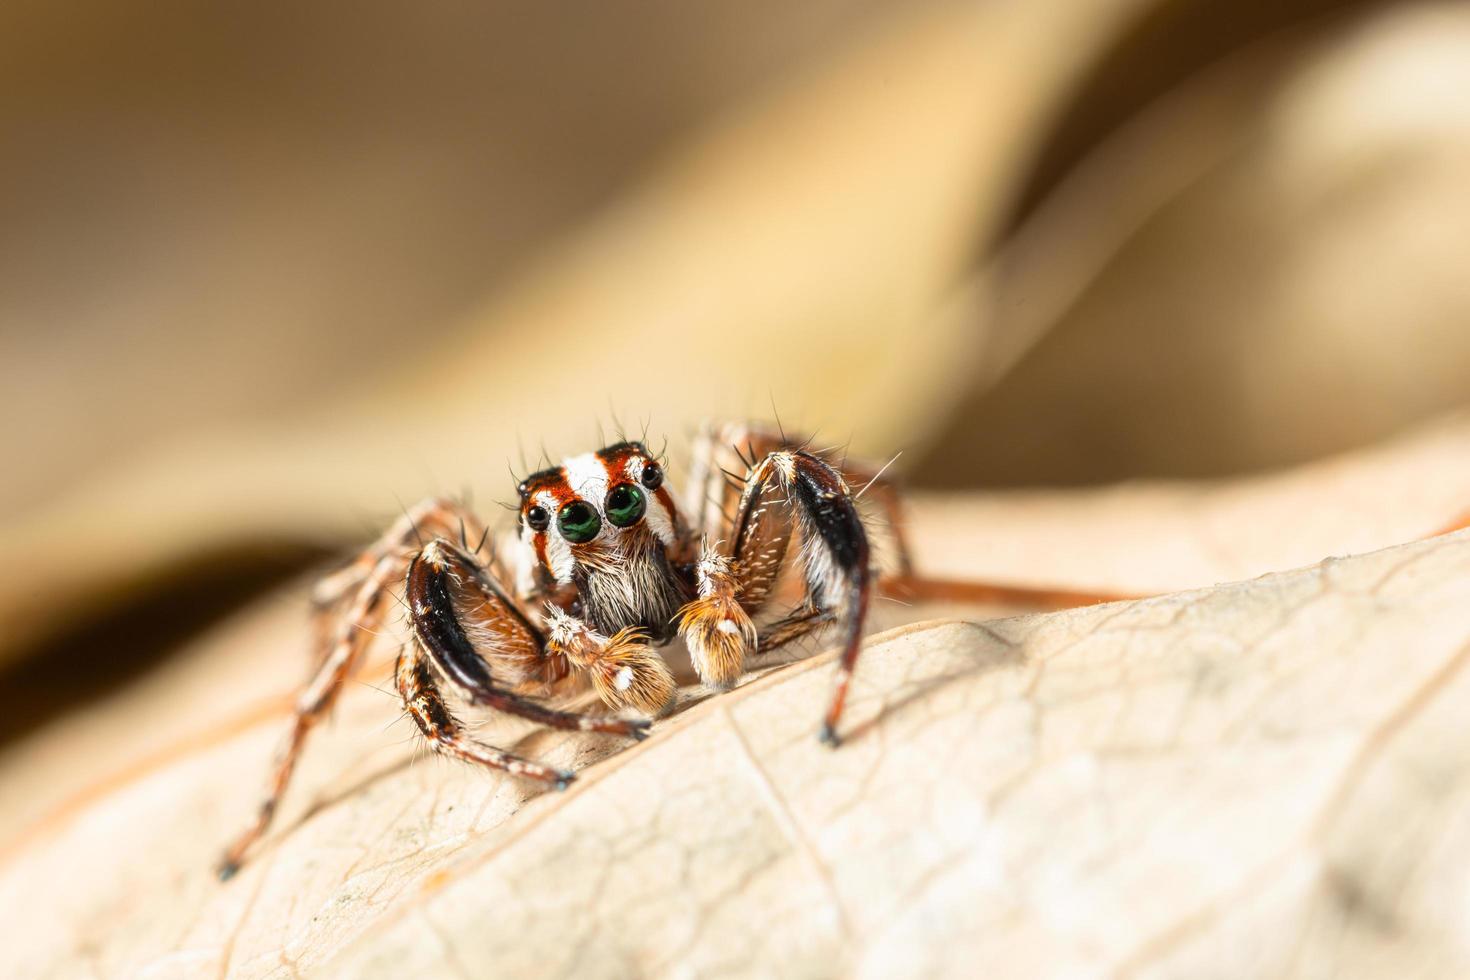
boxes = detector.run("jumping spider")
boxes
[219,420,995,879]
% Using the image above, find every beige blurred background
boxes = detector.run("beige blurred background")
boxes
[3,0,1470,742]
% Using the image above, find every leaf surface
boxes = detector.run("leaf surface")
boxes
[4,417,1470,978]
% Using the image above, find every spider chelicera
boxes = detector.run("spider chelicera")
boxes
[218,420,1099,878]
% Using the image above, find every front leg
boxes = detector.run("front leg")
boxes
[677,549,758,691]
[219,496,489,878]
[405,538,681,734]
[690,419,1137,609]
[397,644,575,789]
[750,451,872,745]
[679,448,872,744]
[541,606,677,715]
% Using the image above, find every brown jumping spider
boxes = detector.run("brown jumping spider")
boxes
[219,420,975,878]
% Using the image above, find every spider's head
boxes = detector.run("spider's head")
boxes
[517,441,685,637]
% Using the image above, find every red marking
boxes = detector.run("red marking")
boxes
[653,485,677,520]
[519,467,574,504]
[594,441,646,470]
[597,452,622,484]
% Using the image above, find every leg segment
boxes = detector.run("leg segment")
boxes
[541,607,677,715]
[776,454,873,745]
[691,420,1135,609]
[311,497,489,612]
[756,607,835,650]
[683,447,873,745]
[396,644,573,788]
[218,546,405,879]
[678,549,758,691]
[405,540,665,732]
[878,574,1134,607]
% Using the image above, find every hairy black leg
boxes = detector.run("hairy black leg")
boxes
[722,449,873,746]
[842,463,914,577]
[785,454,872,746]
[219,503,565,882]
[396,645,574,789]
[689,420,911,575]
[406,540,652,739]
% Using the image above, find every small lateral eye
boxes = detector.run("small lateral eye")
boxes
[640,461,664,490]
[524,505,550,532]
[557,500,602,543]
[605,483,647,528]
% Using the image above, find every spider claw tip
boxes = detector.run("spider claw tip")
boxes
[818,724,842,749]
[216,860,240,882]
[553,773,576,791]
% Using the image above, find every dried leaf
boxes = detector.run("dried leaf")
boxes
[925,1,1470,486]
[4,417,1470,977]
[0,0,1156,668]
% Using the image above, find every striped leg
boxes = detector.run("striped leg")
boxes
[310,497,491,612]
[405,540,668,730]
[756,607,835,651]
[220,497,490,879]
[683,446,873,746]
[218,547,405,879]
[686,421,911,575]
[690,420,1131,609]
[396,645,573,788]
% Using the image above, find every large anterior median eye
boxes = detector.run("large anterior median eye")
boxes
[557,500,601,543]
[605,483,647,528]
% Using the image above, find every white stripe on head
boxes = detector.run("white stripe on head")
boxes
[504,532,539,596]
[622,456,677,546]
[562,452,612,511]
[529,488,575,583]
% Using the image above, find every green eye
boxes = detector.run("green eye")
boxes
[605,483,646,528]
[557,500,601,543]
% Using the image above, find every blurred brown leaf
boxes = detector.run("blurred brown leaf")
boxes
[922,0,1470,486]
[0,0,1155,668]
[4,414,1470,977]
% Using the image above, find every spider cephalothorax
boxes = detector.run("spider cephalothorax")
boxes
[516,441,689,641]
[218,420,927,879]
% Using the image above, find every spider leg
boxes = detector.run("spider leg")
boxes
[396,643,573,788]
[220,497,500,879]
[695,420,1132,609]
[876,575,1134,607]
[682,447,872,746]
[311,497,492,612]
[756,607,835,650]
[687,421,913,575]
[843,459,914,577]
[218,546,405,879]
[406,540,662,735]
